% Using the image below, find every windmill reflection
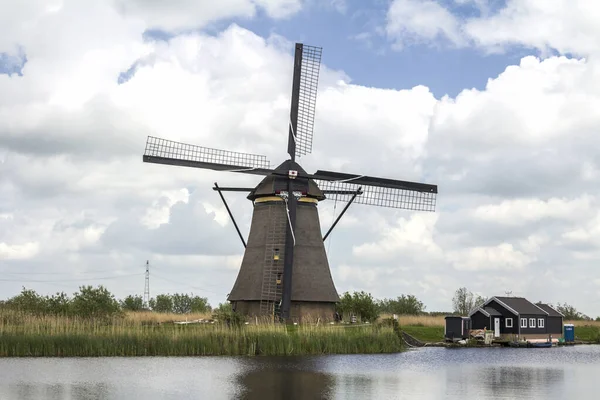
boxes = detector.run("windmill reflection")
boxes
[235,364,335,400]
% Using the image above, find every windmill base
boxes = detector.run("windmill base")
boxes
[231,300,337,323]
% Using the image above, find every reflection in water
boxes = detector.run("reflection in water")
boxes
[332,374,375,398]
[234,357,390,399]
[237,367,335,399]
[481,366,565,398]
[0,347,598,400]
[6,382,110,400]
[71,383,111,400]
[445,366,565,398]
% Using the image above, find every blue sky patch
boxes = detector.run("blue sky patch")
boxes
[131,0,531,98]
[0,50,27,77]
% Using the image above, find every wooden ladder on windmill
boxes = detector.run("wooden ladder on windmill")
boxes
[259,203,288,320]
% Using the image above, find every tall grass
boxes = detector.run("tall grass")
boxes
[565,319,600,327]
[0,311,402,357]
[378,314,445,327]
[124,311,212,324]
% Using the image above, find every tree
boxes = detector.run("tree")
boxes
[474,294,487,309]
[171,293,192,314]
[170,293,210,314]
[45,291,71,315]
[378,294,426,315]
[212,302,244,326]
[336,291,379,322]
[555,302,589,320]
[190,295,211,313]
[71,285,121,319]
[5,287,47,314]
[120,295,144,311]
[452,287,487,315]
[150,294,173,313]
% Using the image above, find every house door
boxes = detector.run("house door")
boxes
[494,317,500,338]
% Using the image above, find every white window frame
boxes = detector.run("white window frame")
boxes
[521,318,527,328]
[529,318,536,328]
[505,318,513,328]
[538,318,545,328]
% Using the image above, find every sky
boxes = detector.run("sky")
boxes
[2,0,600,316]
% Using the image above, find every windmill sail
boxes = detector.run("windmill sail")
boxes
[143,136,273,176]
[312,169,437,211]
[287,44,322,160]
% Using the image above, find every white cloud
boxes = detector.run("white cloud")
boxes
[112,0,302,31]
[386,0,465,49]
[447,243,534,271]
[463,0,600,56]
[519,235,549,254]
[327,0,347,14]
[426,55,600,199]
[472,195,594,226]
[353,213,442,262]
[561,212,600,248]
[0,242,40,260]
[141,189,190,229]
[253,0,303,18]
[385,0,600,57]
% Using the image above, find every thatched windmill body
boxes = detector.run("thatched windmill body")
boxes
[143,44,438,322]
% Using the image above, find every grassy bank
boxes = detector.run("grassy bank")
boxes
[381,315,445,343]
[567,324,600,343]
[402,325,444,342]
[0,311,403,357]
[385,315,600,344]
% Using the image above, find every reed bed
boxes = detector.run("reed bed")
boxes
[565,320,600,327]
[0,311,402,357]
[124,311,212,324]
[378,314,445,327]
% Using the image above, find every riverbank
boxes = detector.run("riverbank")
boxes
[0,312,403,357]
[395,315,600,344]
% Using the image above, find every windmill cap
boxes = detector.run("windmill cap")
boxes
[247,160,326,201]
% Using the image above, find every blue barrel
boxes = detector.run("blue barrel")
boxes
[564,324,575,342]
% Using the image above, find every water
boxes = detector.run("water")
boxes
[0,346,598,399]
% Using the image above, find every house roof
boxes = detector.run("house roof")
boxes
[494,296,549,316]
[484,307,502,316]
[469,306,502,317]
[537,303,564,317]
[470,307,488,317]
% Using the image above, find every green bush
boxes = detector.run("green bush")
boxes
[336,291,380,322]
[120,295,144,311]
[212,303,245,327]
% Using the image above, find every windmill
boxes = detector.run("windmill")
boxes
[142,43,438,322]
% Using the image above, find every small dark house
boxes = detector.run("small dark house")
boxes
[536,302,565,334]
[444,316,471,341]
[469,296,564,340]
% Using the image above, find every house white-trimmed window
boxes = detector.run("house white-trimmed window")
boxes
[505,318,513,328]
[538,318,545,328]
[529,318,536,328]
[521,318,527,328]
